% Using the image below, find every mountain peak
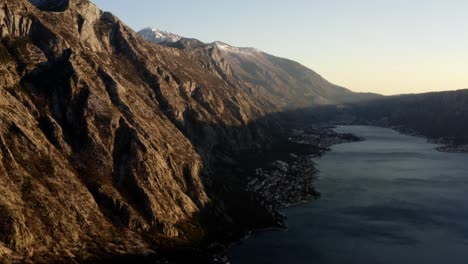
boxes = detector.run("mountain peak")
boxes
[211,41,260,54]
[137,27,183,44]
[137,27,260,54]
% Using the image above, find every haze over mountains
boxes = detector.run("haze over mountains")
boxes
[0,0,467,263]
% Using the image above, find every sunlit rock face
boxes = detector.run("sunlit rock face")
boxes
[0,0,376,262]
[29,0,69,12]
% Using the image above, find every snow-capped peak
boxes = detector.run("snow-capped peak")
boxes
[138,27,183,44]
[137,27,261,54]
[212,41,233,50]
[212,41,260,54]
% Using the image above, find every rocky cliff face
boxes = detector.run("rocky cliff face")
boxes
[1,0,219,261]
[0,0,369,262]
[1,0,256,262]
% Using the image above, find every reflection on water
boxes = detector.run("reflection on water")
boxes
[229,126,468,264]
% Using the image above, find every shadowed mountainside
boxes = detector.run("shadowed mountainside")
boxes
[0,0,378,262]
[350,89,468,145]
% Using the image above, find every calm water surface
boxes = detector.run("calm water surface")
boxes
[229,126,468,264]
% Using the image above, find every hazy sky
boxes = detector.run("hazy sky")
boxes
[92,0,468,95]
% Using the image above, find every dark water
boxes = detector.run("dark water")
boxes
[228,126,468,264]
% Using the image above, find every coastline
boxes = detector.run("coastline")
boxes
[222,125,468,264]
[221,125,365,262]
[346,121,468,154]
[223,123,467,263]
[389,126,468,154]
[90,125,365,264]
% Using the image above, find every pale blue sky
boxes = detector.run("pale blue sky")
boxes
[92,0,468,95]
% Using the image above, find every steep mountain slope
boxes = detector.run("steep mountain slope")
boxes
[0,0,282,262]
[0,0,380,262]
[138,29,380,108]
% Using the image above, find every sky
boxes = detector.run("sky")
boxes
[91,0,468,95]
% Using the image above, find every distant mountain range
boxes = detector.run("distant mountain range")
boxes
[138,27,381,108]
[136,28,468,148]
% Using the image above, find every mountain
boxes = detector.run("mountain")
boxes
[350,89,468,146]
[0,0,277,262]
[0,0,378,263]
[138,29,381,108]
[138,27,182,44]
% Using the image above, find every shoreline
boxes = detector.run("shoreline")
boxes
[342,122,468,154]
[223,124,467,263]
[89,125,365,264]
[100,124,465,263]
[223,123,468,262]
[222,125,365,262]
[223,124,468,264]
[388,126,468,154]
[225,195,320,252]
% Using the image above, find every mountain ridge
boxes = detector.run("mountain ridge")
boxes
[138,27,183,44]
[1,1,377,263]
[137,27,381,108]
